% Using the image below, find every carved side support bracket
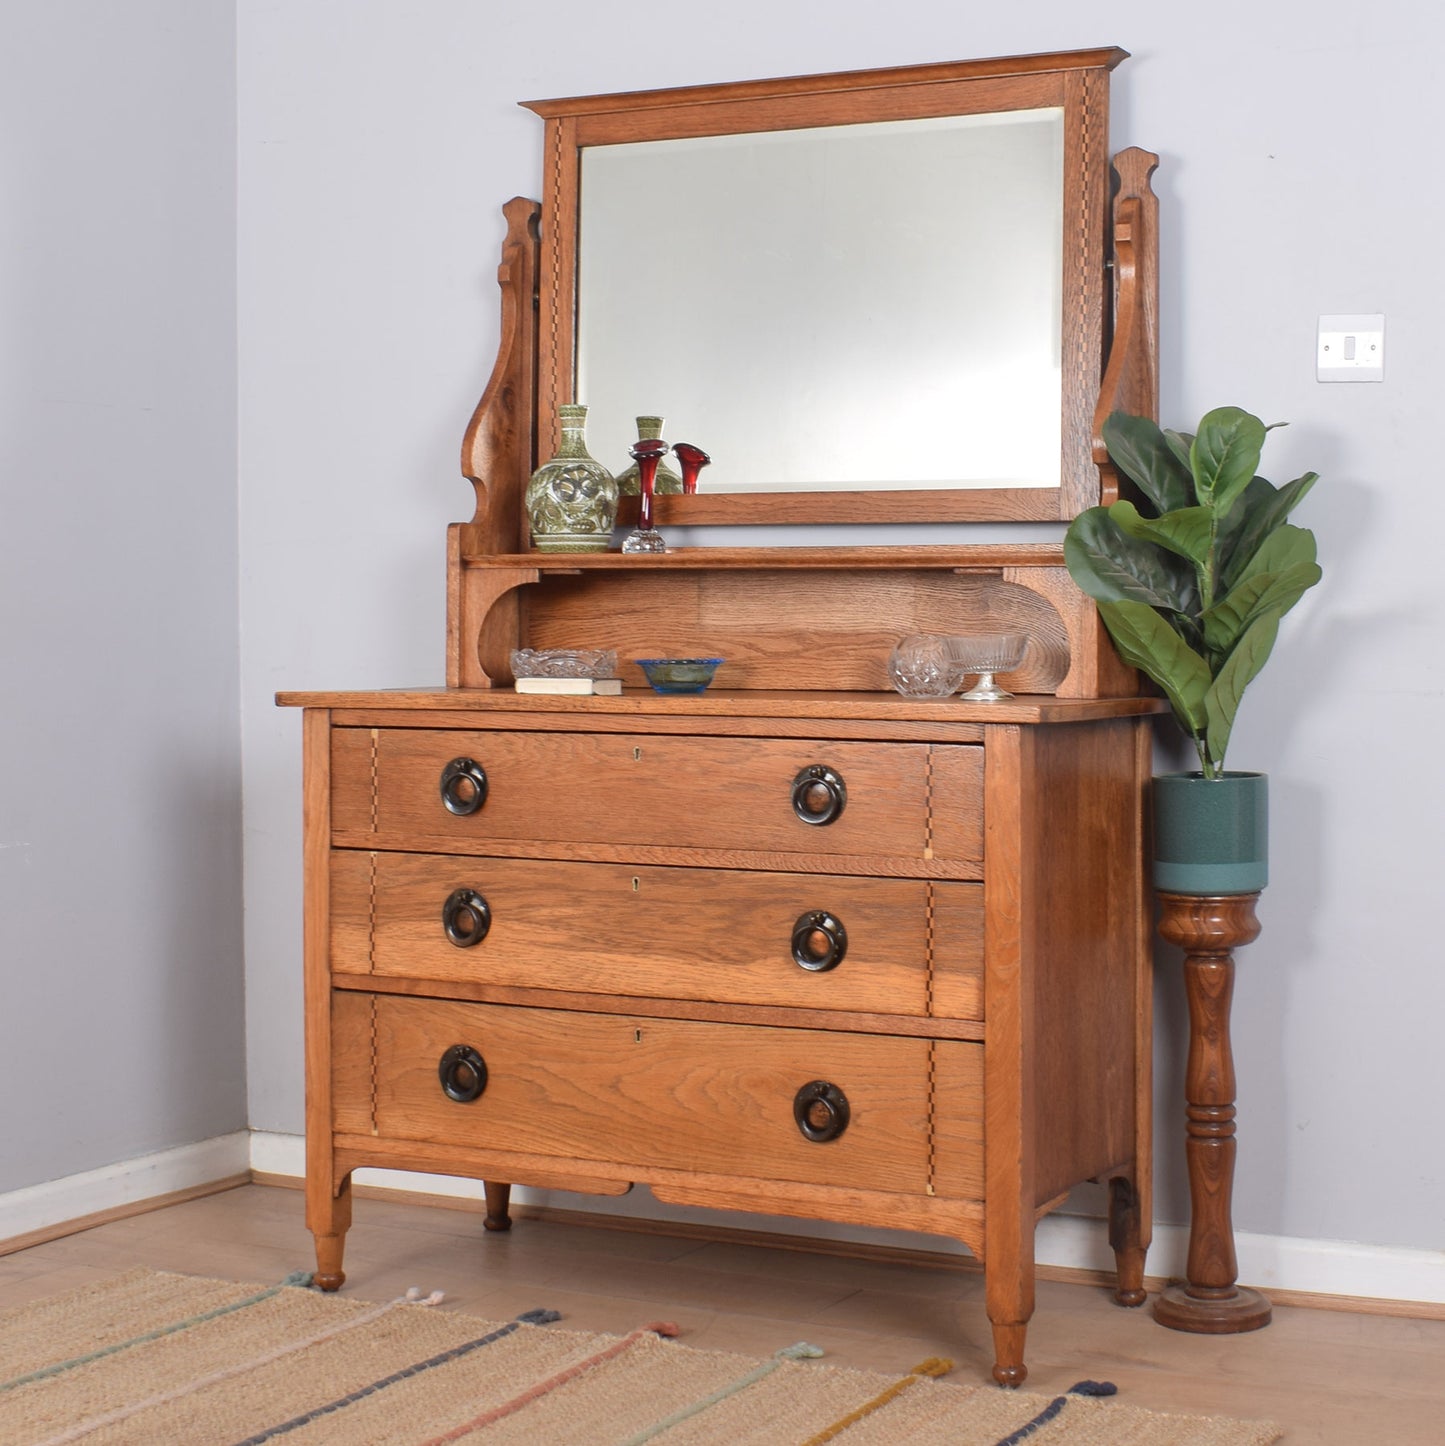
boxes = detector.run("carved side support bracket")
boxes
[459,197,541,557]
[1003,564,1137,698]
[1094,148,1160,505]
[447,537,539,689]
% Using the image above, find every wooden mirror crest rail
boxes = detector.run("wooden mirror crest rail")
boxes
[279,45,1164,1388]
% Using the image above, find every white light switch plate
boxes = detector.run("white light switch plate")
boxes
[1318,314,1384,382]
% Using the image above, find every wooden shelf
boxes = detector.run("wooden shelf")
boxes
[461,543,1068,573]
[277,684,1165,725]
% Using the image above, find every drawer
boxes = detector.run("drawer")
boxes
[331,852,983,1017]
[344,994,937,1195]
[330,729,983,861]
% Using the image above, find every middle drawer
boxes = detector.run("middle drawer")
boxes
[332,851,984,1018]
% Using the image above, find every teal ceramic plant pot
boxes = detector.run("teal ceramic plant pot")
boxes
[1153,772,1268,896]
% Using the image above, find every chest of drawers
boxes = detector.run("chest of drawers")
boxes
[281,689,1156,1385]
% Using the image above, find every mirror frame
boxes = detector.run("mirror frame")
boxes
[523,47,1129,526]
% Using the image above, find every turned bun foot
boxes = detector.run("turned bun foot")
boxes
[1114,1285,1148,1308]
[483,1181,512,1233]
[313,1270,345,1292]
[992,1362,1028,1389]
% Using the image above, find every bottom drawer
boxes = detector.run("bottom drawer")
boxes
[338,994,941,1195]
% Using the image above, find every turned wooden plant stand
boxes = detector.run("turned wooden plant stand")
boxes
[1153,891,1272,1333]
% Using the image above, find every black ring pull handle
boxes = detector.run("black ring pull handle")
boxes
[440,757,488,815]
[790,765,847,826]
[791,911,847,972]
[793,1080,850,1142]
[442,889,491,948]
[438,1044,489,1102]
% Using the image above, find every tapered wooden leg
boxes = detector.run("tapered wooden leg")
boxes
[984,1222,1034,1387]
[1108,1175,1148,1307]
[988,1322,1028,1388]
[1153,892,1272,1334]
[483,1181,513,1232]
[307,1173,352,1292]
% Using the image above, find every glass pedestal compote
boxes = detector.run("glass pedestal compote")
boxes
[947,633,1028,701]
[621,437,669,553]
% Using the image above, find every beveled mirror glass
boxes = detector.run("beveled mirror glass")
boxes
[578,109,1064,494]
[525,48,1126,524]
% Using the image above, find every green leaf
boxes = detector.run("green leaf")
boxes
[1220,479,1320,589]
[1190,407,1267,517]
[1064,508,1200,613]
[1203,609,1281,771]
[1163,429,1196,478]
[1097,599,1211,737]
[1102,412,1194,514]
[1233,523,1318,588]
[1201,559,1322,654]
[1108,499,1214,567]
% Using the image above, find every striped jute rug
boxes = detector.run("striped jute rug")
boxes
[0,1268,1282,1445]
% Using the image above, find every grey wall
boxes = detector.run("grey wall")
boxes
[0,3,244,1192]
[240,1,1443,1253]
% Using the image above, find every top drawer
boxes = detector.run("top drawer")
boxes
[331,728,983,862]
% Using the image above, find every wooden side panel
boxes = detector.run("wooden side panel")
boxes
[349,852,932,1016]
[364,729,939,859]
[930,746,985,860]
[330,991,374,1137]
[330,727,374,835]
[931,1040,985,1199]
[329,850,373,974]
[1021,718,1150,1204]
[930,882,985,1020]
[371,996,931,1194]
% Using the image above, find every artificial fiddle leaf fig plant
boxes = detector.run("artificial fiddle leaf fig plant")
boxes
[1064,406,1322,779]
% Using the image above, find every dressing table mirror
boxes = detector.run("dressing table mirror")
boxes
[280,46,1165,1388]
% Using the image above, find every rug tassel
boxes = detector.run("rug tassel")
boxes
[402,1288,446,1307]
[282,1271,314,1288]
[778,1342,825,1360]
[1069,1379,1117,1396]
[641,1321,680,1338]
[908,1357,954,1378]
[515,1308,562,1325]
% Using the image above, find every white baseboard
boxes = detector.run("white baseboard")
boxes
[0,1132,251,1245]
[248,1131,1443,1307]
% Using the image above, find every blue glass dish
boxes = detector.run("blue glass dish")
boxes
[634,658,723,694]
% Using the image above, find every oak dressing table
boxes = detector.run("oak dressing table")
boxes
[279,45,1163,1386]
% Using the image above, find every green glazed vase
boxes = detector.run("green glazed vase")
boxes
[1153,772,1268,896]
[525,404,619,552]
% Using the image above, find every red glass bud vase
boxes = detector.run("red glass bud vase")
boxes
[672,442,711,496]
[621,437,669,554]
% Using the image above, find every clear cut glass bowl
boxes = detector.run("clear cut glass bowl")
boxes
[887,635,965,698]
[946,633,1028,701]
[510,648,618,679]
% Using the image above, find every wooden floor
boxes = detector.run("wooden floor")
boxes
[2,1182,1441,1444]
